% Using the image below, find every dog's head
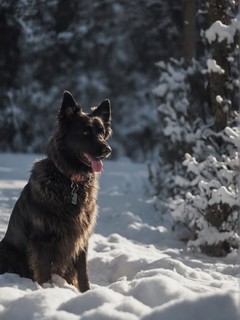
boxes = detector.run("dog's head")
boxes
[49,91,112,174]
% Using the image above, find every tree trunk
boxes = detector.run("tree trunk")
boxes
[207,0,231,132]
[183,0,196,61]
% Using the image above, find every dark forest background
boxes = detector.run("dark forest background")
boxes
[0,0,206,159]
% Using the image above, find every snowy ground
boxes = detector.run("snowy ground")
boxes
[0,153,239,320]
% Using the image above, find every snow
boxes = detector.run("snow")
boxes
[0,153,239,320]
[207,59,225,74]
[216,95,223,103]
[205,20,236,44]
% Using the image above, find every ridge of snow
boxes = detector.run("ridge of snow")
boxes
[0,154,239,320]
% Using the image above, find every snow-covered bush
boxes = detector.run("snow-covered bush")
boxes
[171,5,240,256]
[149,58,209,200]
[151,1,240,256]
[171,118,240,256]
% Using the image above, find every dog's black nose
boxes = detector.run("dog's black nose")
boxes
[102,145,112,158]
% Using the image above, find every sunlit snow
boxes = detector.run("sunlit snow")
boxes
[0,154,239,320]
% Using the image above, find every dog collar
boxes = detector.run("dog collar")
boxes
[48,158,93,206]
[70,173,90,183]
[49,159,92,184]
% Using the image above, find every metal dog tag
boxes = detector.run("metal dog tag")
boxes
[71,181,78,205]
[71,192,78,205]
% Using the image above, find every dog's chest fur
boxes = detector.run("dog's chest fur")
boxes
[28,159,98,259]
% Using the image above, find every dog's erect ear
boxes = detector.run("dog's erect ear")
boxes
[60,91,81,118]
[92,99,111,124]
[92,99,112,139]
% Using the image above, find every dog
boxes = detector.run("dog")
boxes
[0,91,112,292]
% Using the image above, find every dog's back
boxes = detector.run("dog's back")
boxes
[0,91,112,291]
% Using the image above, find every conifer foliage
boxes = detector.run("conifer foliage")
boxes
[152,0,239,256]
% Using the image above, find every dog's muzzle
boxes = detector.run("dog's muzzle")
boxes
[101,145,112,159]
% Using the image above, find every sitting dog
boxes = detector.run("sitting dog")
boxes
[0,91,112,292]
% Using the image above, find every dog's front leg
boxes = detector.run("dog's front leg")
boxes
[29,239,53,285]
[76,245,90,292]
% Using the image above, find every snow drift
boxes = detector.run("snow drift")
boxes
[0,154,239,320]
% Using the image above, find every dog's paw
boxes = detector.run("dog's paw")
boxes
[51,274,78,292]
[51,274,67,287]
[42,282,53,289]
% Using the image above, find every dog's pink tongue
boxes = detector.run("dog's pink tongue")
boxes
[89,157,103,172]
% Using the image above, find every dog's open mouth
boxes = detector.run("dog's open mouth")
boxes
[81,153,103,173]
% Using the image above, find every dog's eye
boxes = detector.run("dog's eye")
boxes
[82,126,92,136]
[96,126,105,136]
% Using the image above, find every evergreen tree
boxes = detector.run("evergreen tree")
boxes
[151,0,239,256]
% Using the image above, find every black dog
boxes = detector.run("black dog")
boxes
[0,91,112,292]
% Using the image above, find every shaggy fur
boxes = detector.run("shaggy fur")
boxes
[0,91,112,292]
